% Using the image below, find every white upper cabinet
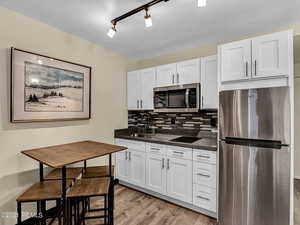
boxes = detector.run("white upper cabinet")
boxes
[219,30,293,90]
[176,59,200,85]
[201,55,218,109]
[252,31,289,78]
[156,63,177,87]
[127,68,156,110]
[140,68,156,110]
[127,71,140,110]
[220,39,251,82]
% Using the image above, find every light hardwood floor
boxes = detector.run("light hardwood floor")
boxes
[53,184,217,225]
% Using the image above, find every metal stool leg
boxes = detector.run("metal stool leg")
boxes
[17,202,22,224]
[41,200,46,225]
[104,195,107,225]
[37,201,42,225]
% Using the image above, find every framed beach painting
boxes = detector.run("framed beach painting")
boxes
[11,48,91,122]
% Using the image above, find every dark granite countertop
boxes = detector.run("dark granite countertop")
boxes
[115,128,217,151]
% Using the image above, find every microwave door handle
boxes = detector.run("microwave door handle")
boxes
[185,89,190,108]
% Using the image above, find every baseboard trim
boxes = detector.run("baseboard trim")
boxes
[118,180,217,219]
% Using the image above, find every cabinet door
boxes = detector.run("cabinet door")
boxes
[116,151,129,181]
[252,31,290,78]
[201,55,218,109]
[220,39,251,82]
[140,68,156,110]
[166,158,193,203]
[127,71,140,110]
[176,59,200,85]
[145,154,166,194]
[128,150,146,187]
[156,63,177,87]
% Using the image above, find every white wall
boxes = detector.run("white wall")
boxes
[0,7,129,224]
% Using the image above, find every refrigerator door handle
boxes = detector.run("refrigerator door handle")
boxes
[222,137,287,149]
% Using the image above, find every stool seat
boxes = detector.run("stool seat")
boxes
[67,178,110,198]
[17,180,72,202]
[82,166,114,178]
[45,167,82,180]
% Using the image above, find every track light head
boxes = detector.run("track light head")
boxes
[198,0,207,7]
[107,23,117,38]
[144,8,152,28]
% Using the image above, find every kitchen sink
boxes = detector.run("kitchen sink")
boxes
[170,136,201,143]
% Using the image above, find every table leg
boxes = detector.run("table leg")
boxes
[61,166,68,225]
[39,163,46,225]
[109,154,114,225]
[84,160,87,172]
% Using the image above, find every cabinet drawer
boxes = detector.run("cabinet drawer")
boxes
[193,184,216,212]
[166,146,192,160]
[115,139,146,152]
[193,150,216,164]
[146,143,165,155]
[193,162,216,188]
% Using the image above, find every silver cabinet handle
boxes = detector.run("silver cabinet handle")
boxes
[201,96,204,108]
[172,74,175,84]
[254,60,257,76]
[162,158,165,169]
[150,147,160,151]
[129,152,131,160]
[125,152,128,160]
[197,173,210,178]
[137,100,139,109]
[197,155,210,159]
[197,195,210,201]
[177,73,179,84]
[245,61,248,77]
[167,158,170,170]
[173,151,184,155]
[185,89,190,108]
[140,100,143,109]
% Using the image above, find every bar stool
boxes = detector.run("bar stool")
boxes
[67,177,111,225]
[45,167,82,180]
[82,166,114,178]
[16,180,72,225]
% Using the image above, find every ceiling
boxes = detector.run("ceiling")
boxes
[0,0,300,60]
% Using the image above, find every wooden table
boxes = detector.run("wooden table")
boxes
[21,140,127,225]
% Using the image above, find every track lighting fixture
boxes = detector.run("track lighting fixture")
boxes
[144,8,153,27]
[198,0,207,7]
[107,0,170,38]
[107,23,116,38]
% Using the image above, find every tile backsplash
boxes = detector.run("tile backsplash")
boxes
[128,110,218,132]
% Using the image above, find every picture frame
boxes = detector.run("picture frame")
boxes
[11,47,91,123]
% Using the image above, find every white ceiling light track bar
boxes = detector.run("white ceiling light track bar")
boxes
[107,0,170,38]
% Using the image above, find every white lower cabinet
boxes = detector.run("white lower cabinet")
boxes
[115,150,129,181]
[115,139,146,187]
[192,149,217,213]
[146,153,166,194]
[193,161,216,188]
[115,139,217,215]
[115,149,146,187]
[129,150,146,187]
[166,157,193,203]
[193,184,216,212]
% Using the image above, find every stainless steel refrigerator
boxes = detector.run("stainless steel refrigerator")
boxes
[219,87,291,225]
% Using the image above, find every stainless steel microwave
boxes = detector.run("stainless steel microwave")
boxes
[153,83,200,112]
